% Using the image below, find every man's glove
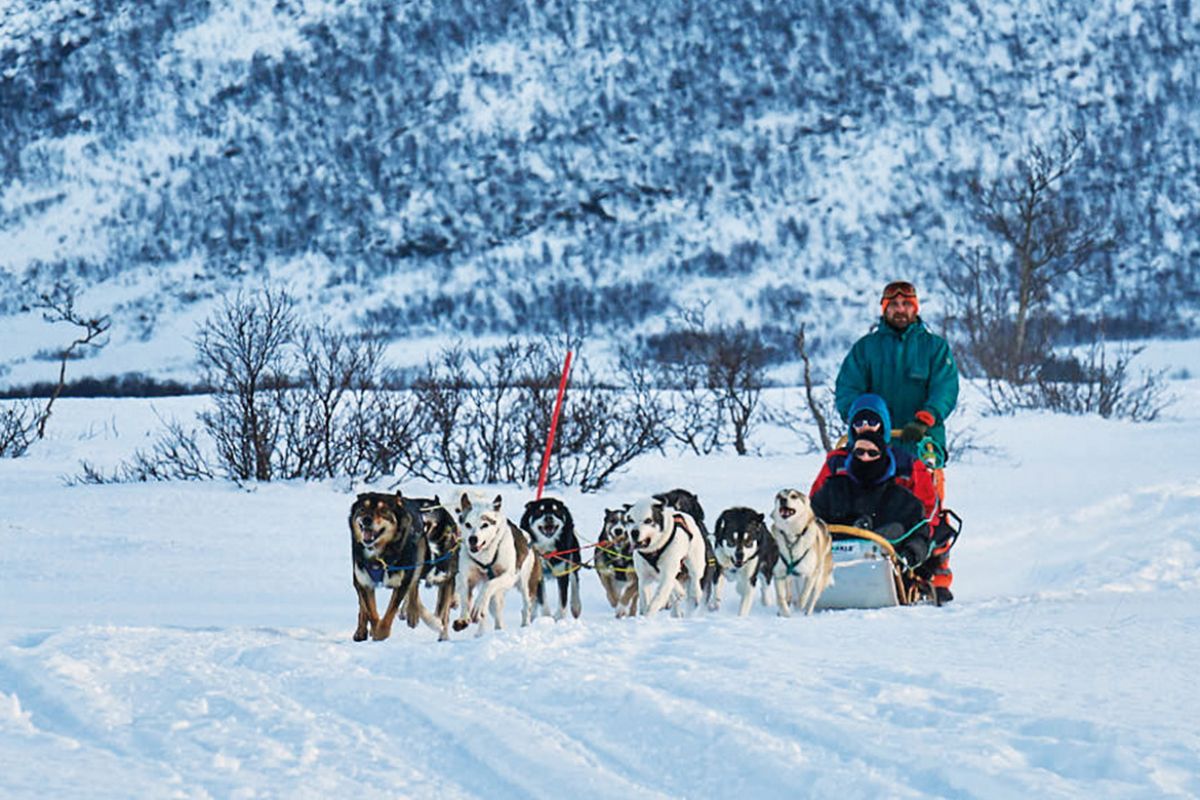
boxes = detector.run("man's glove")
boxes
[900,410,936,442]
[896,536,929,569]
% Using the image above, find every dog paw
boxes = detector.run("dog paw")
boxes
[452,619,469,632]
[353,628,369,642]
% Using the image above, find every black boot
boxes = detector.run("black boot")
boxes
[935,586,954,605]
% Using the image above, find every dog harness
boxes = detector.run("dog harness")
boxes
[637,514,691,571]
[366,547,456,585]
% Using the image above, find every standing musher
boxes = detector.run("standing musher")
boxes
[834,280,960,602]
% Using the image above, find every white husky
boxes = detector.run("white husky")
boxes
[769,489,834,616]
[628,496,708,616]
[453,491,541,637]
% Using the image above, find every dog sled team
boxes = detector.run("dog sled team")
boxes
[350,280,964,640]
[349,484,838,641]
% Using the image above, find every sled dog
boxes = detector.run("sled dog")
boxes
[407,496,461,642]
[653,488,719,608]
[594,506,638,617]
[453,491,541,637]
[629,495,707,616]
[520,497,583,620]
[769,489,834,616]
[349,492,428,641]
[711,506,779,616]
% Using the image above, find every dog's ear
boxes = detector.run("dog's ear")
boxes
[492,494,503,512]
[755,511,766,523]
[432,494,441,504]
[525,499,537,509]
[459,491,472,512]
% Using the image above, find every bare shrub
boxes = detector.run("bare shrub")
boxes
[275,326,387,480]
[1027,344,1171,422]
[645,305,771,456]
[74,416,215,484]
[195,287,296,481]
[543,354,669,492]
[0,400,39,458]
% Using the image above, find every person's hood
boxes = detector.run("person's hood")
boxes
[847,393,892,444]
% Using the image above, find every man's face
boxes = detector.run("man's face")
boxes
[884,296,917,329]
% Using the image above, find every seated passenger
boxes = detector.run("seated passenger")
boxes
[810,428,931,568]
[810,393,938,518]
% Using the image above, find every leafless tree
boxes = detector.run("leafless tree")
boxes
[953,130,1116,382]
[32,283,111,439]
[795,325,834,452]
[706,324,768,455]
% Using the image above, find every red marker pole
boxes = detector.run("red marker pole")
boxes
[535,350,573,500]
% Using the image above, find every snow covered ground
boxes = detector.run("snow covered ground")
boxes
[3,368,1200,798]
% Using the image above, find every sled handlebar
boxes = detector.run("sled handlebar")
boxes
[825,524,897,557]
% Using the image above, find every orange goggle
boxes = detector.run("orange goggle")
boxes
[882,281,917,300]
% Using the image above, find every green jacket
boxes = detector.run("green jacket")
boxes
[835,318,959,456]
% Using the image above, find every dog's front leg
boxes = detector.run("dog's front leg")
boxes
[774,572,792,618]
[492,588,508,631]
[737,571,755,617]
[599,572,620,611]
[645,557,685,616]
[760,575,774,607]
[354,582,379,641]
[452,570,474,633]
[374,583,407,641]
[554,572,570,621]
[568,570,582,619]
[710,569,726,612]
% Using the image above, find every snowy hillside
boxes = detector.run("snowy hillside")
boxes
[2,356,1199,797]
[2,0,1199,386]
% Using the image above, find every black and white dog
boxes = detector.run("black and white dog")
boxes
[653,489,719,607]
[629,495,708,616]
[711,507,779,616]
[453,490,542,637]
[595,505,638,617]
[520,497,583,620]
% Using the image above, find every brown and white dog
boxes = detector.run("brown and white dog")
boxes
[349,492,428,641]
[769,489,834,616]
[629,496,708,617]
[594,506,639,617]
[452,490,541,637]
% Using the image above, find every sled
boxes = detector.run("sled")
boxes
[815,524,935,610]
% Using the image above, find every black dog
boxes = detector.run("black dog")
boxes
[520,497,582,620]
[712,507,779,616]
[349,492,427,641]
[408,496,461,641]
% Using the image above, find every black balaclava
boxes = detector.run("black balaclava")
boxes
[849,429,890,486]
